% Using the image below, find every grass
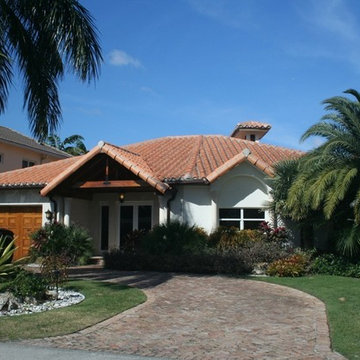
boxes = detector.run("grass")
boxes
[256,275,360,360]
[0,280,146,340]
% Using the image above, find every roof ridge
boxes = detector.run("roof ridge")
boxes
[105,142,141,157]
[183,135,204,178]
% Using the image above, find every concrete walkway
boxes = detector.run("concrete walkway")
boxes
[20,267,344,360]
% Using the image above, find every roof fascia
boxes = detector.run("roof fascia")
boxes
[101,144,169,194]
[206,150,274,183]
[40,146,101,196]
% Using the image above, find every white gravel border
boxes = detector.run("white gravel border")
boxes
[0,289,85,317]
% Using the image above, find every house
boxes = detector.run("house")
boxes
[0,126,70,172]
[0,122,302,259]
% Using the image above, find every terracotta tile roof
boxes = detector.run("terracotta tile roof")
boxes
[0,156,80,188]
[0,136,303,193]
[124,135,303,183]
[0,126,70,158]
[234,121,271,130]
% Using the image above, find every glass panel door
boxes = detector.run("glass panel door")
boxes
[138,205,152,232]
[120,206,133,243]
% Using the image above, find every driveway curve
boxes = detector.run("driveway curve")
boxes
[26,270,344,360]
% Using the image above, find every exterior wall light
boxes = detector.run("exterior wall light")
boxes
[119,193,125,203]
[45,209,53,223]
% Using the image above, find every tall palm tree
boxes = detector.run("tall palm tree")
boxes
[285,89,360,255]
[45,134,87,155]
[0,0,102,141]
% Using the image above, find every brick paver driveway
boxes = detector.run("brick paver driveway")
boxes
[26,269,344,360]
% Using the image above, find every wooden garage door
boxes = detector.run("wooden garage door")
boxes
[0,206,42,260]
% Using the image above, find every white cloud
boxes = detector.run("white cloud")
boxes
[108,50,142,68]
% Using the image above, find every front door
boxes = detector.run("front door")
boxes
[119,204,152,245]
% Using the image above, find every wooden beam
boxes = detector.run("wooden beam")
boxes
[73,180,148,189]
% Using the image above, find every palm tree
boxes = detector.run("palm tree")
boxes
[45,134,87,155]
[284,89,360,255]
[0,0,102,141]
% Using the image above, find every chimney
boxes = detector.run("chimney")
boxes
[230,121,271,141]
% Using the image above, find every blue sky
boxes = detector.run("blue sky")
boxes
[3,0,360,150]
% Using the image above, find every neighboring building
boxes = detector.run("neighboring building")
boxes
[0,122,303,259]
[0,126,70,172]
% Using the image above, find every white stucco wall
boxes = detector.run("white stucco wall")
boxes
[167,161,272,233]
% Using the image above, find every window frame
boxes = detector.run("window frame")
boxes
[22,159,36,168]
[219,207,265,230]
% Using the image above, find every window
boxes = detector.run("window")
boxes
[250,134,256,141]
[22,160,36,168]
[100,206,109,250]
[0,154,3,164]
[219,208,265,230]
[119,204,152,244]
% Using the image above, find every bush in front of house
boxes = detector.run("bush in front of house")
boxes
[208,227,262,250]
[104,221,296,276]
[7,269,48,301]
[141,221,208,255]
[30,223,93,265]
[104,249,253,275]
[266,251,312,277]
[30,223,92,292]
[310,253,360,278]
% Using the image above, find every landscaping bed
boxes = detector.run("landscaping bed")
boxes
[0,280,146,340]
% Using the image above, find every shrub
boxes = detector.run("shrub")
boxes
[208,227,262,251]
[104,249,253,275]
[121,229,146,254]
[7,270,48,301]
[266,252,311,277]
[30,223,92,293]
[30,223,92,265]
[259,221,289,244]
[310,253,360,278]
[245,240,291,264]
[142,221,207,255]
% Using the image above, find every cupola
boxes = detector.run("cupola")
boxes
[230,121,271,141]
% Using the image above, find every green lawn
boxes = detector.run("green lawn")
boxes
[0,280,146,340]
[256,275,360,360]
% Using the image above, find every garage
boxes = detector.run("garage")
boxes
[0,206,43,260]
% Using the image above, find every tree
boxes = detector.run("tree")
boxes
[282,89,360,255]
[0,0,102,141]
[45,134,87,155]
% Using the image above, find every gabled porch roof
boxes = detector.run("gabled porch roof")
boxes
[40,141,169,196]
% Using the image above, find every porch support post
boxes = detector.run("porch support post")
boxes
[64,197,72,226]
[210,190,218,233]
[157,194,167,225]
[56,197,64,223]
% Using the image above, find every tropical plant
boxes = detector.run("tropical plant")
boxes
[282,89,360,255]
[142,221,207,255]
[30,222,93,265]
[0,237,17,279]
[0,0,102,140]
[45,134,87,155]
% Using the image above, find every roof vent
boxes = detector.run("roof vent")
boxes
[230,121,271,141]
